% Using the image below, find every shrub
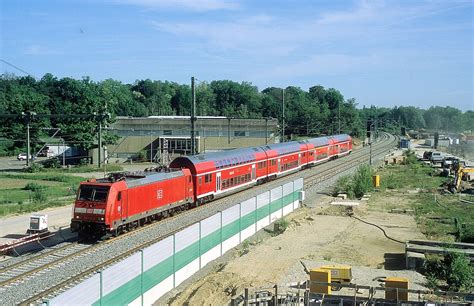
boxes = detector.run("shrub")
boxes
[403,150,418,165]
[423,251,473,292]
[24,182,43,191]
[384,173,401,189]
[352,165,374,198]
[333,175,353,198]
[444,251,472,291]
[26,162,43,173]
[79,158,90,166]
[32,189,47,203]
[274,218,289,235]
[240,240,250,256]
[43,158,60,168]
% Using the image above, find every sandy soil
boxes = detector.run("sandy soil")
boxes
[158,191,427,305]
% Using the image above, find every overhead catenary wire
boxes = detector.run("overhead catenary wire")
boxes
[0,58,37,79]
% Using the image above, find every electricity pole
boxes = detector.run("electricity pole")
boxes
[281,88,285,142]
[338,102,341,134]
[22,111,36,167]
[191,77,196,155]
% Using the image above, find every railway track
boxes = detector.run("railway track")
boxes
[2,133,397,305]
[0,243,90,287]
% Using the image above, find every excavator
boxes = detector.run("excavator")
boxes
[449,160,474,193]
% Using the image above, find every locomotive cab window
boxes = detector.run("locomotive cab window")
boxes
[78,185,109,202]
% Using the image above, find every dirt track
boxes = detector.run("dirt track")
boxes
[158,192,427,305]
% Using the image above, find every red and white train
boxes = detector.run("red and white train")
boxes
[71,134,352,237]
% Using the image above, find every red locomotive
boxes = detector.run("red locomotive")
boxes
[71,134,351,237]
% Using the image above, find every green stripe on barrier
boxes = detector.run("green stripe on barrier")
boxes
[200,229,221,254]
[93,275,141,306]
[221,219,240,241]
[255,204,269,221]
[240,211,255,230]
[269,198,282,214]
[174,241,200,271]
[282,193,294,206]
[142,256,174,292]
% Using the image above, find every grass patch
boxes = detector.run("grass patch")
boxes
[369,159,474,242]
[0,172,88,217]
[43,164,124,173]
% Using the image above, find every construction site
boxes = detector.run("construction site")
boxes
[154,139,474,305]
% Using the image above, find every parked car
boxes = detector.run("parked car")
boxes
[17,153,29,161]
[17,153,35,161]
[430,152,444,164]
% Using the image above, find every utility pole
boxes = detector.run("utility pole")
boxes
[281,88,285,142]
[338,102,341,134]
[227,117,231,144]
[98,120,102,168]
[22,111,36,167]
[26,118,31,166]
[191,77,196,155]
[265,117,268,144]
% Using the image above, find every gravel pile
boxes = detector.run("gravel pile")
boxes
[0,134,397,305]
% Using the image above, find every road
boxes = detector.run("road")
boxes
[0,156,29,171]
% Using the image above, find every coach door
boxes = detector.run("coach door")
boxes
[277,158,281,172]
[216,172,221,192]
[298,153,302,166]
[251,164,256,180]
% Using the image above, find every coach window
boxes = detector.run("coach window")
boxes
[117,192,121,201]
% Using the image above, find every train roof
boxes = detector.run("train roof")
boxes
[91,169,185,188]
[171,146,265,172]
[302,136,330,147]
[331,134,351,142]
[261,141,302,155]
[169,134,352,174]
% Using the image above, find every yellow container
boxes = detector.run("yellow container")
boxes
[372,175,380,188]
[319,265,352,283]
[385,277,408,301]
[309,269,331,294]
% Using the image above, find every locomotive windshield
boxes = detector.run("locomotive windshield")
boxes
[77,185,110,202]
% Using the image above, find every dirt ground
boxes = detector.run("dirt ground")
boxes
[159,190,427,305]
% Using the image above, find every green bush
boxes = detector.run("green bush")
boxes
[43,158,61,168]
[26,162,43,173]
[333,175,354,198]
[274,218,289,235]
[32,189,47,203]
[384,173,401,189]
[423,251,472,292]
[444,251,472,291]
[352,165,374,198]
[403,150,418,165]
[24,182,44,191]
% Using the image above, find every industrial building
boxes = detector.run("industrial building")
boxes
[106,116,278,164]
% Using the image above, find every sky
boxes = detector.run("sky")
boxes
[0,0,473,111]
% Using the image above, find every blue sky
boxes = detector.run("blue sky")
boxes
[1,0,472,110]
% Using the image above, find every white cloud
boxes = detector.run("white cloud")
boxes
[114,0,239,11]
[150,0,472,80]
[23,44,61,56]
